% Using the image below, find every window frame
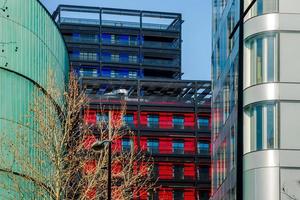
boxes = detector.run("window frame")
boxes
[245,101,278,152]
[246,32,279,87]
[172,115,184,129]
[172,139,184,154]
[121,138,133,152]
[147,114,159,128]
[147,139,159,154]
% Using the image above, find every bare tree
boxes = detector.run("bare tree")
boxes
[0,72,155,200]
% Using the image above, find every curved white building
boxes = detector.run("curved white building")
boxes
[212,0,300,199]
[243,0,300,199]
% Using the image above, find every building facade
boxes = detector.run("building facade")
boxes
[53,5,212,199]
[0,0,69,198]
[211,0,239,199]
[212,0,300,200]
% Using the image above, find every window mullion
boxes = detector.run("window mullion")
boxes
[262,104,268,149]
[263,37,268,83]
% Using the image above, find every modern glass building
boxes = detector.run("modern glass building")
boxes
[211,0,239,199]
[212,0,300,199]
[53,5,212,199]
[0,0,69,198]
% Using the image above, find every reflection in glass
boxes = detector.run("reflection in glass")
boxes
[247,33,278,85]
[247,102,277,151]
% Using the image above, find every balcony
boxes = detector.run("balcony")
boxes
[101,57,138,65]
[143,41,179,49]
[146,148,195,156]
[143,58,179,68]
[64,36,99,44]
[70,54,99,62]
[102,39,139,47]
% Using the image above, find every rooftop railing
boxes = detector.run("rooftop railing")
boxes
[60,17,180,31]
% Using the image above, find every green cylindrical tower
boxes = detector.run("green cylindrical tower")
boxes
[0,0,69,199]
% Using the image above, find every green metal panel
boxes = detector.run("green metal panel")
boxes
[0,0,69,199]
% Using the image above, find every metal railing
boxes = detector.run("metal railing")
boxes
[143,58,179,67]
[61,17,100,25]
[101,57,138,64]
[70,55,99,61]
[102,39,139,46]
[143,41,179,49]
[64,36,99,43]
[60,17,180,31]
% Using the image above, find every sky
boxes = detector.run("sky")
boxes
[40,0,212,81]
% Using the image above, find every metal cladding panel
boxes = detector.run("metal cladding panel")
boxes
[159,112,173,129]
[140,137,148,151]
[0,0,69,198]
[159,188,173,200]
[84,109,97,124]
[184,189,196,200]
[159,138,173,154]
[159,162,173,179]
[184,138,196,153]
[184,163,195,179]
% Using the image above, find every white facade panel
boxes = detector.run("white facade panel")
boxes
[280,102,300,149]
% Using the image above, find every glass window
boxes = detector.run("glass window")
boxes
[96,113,108,123]
[111,54,120,62]
[79,52,98,61]
[148,190,158,200]
[248,0,278,18]
[122,138,132,152]
[173,115,184,129]
[199,191,209,200]
[147,114,159,128]
[129,55,138,63]
[172,140,184,154]
[128,71,137,79]
[246,102,278,151]
[123,114,134,127]
[173,190,184,200]
[247,33,278,85]
[198,117,209,128]
[173,165,184,180]
[151,164,159,179]
[198,166,210,181]
[198,142,210,155]
[230,126,235,170]
[147,139,159,154]
[78,68,98,77]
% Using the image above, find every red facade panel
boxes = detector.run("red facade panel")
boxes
[84,110,96,124]
[83,160,97,174]
[112,138,121,152]
[184,113,195,129]
[133,111,138,127]
[140,112,148,127]
[159,188,173,200]
[82,134,97,150]
[112,162,122,176]
[133,136,139,150]
[159,163,173,179]
[111,111,122,128]
[159,138,173,154]
[184,138,195,154]
[159,112,173,129]
[138,189,148,200]
[184,189,195,200]
[184,163,195,180]
[85,187,96,200]
[140,137,147,151]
